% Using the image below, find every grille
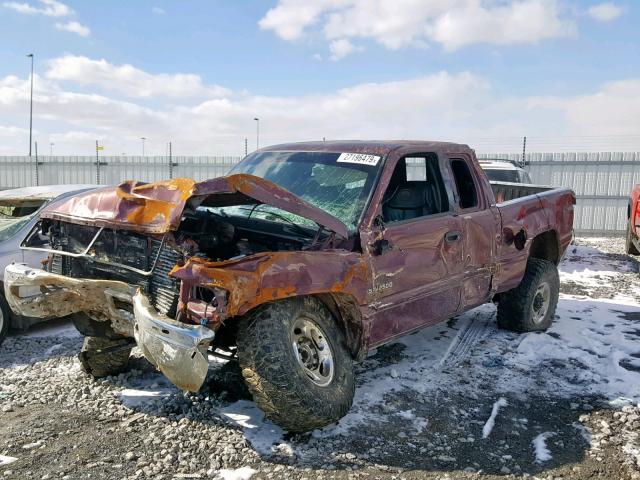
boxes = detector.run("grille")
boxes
[47,234,182,318]
[148,240,181,316]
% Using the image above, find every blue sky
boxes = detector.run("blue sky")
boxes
[0,0,638,155]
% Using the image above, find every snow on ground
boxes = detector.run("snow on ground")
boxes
[532,432,556,463]
[0,455,18,466]
[2,237,639,474]
[221,400,292,458]
[215,466,257,480]
[482,398,508,439]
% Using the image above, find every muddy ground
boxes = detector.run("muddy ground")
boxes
[1,236,639,480]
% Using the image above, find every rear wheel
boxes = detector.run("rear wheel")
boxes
[79,336,133,378]
[237,296,355,432]
[497,258,559,332]
[0,293,10,347]
[625,220,640,255]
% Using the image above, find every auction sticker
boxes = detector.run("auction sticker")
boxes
[337,152,381,166]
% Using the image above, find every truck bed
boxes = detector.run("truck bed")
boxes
[490,181,555,203]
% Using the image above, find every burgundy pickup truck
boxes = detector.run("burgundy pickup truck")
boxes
[5,141,574,432]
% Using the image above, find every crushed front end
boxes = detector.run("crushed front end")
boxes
[5,219,217,391]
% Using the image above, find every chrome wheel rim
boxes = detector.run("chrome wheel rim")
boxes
[292,317,334,387]
[531,281,551,324]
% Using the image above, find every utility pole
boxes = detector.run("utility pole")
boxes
[253,118,260,150]
[49,142,54,156]
[522,136,527,166]
[141,137,146,156]
[27,53,34,157]
[244,138,248,156]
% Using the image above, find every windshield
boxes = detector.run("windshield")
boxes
[0,217,32,242]
[226,151,383,232]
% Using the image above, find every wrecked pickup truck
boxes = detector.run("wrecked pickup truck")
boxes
[4,141,574,432]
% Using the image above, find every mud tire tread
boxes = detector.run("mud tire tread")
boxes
[237,296,355,433]
[0,293,10,347]
[497,258,559,332]
[625,220,640,255]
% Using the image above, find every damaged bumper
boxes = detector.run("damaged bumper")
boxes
[4,263,215,392]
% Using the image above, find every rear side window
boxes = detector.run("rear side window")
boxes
[450,159,478,209]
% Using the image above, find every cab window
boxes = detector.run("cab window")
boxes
[381,154,450,223]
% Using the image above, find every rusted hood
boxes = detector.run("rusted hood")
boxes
[41,174,349,237]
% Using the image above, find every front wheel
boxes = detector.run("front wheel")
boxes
[0,293,11,347]
[497,258,560,332]
[237,296,355,432]
[625,220,640,255]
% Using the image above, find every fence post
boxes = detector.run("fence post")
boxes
[95,140,100,184]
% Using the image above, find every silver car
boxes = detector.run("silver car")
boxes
[0,184,96,345]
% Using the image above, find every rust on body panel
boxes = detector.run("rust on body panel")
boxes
[170,250,370,325]
[40,173,349,237]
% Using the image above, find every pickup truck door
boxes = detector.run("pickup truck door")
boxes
[447,155,500,310]
[361,154,465,346]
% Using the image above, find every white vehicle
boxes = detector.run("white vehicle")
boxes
[479,158,533,184]
[0,184,97,345]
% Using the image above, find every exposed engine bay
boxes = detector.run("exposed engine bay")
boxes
[21,205,326,324]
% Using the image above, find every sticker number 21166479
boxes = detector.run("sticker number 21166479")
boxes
[336,152,381,166]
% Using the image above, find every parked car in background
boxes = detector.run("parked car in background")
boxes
[5,141,574,431]
[479,158,532,184]
[0,184,96,345]
[626,184,640,255]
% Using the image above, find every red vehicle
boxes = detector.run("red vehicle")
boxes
[627,184,640,255]
[5,141,575,431]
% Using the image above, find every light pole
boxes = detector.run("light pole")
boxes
[253,117,260,150]
[27,53,34,157]
[141,137,146,156]
[50,142,54,156]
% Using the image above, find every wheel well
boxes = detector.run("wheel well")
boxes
[212,293,366,361]
[314,293,365,361]
[529,230,560,265]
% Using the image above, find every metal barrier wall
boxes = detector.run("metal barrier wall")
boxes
[0,155,243,188]
[479,152,640,235]
[2,152,639,235]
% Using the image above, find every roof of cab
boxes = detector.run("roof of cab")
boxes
[259,140,472,156]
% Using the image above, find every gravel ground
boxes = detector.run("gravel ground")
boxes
[1,237,639,480]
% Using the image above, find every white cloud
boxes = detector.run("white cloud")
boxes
[0,57,638,155]
[2,0,71,17]
[55,20,90,37]
[329,39,362,60]
[152,6,165,15]
[587,2,623,22]
[259,0,575,55]
[45,55,230,99]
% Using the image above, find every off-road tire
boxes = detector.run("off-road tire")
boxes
[237,296,355,432]
[497,258,559,332]
[625,220,640,255]
[79,336,133,378]
[0,292,11,347]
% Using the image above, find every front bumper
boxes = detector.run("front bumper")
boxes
[4,263,215,392]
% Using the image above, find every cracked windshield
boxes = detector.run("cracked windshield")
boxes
[222,151,382,232]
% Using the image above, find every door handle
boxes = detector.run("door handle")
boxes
[444,231,462,243]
